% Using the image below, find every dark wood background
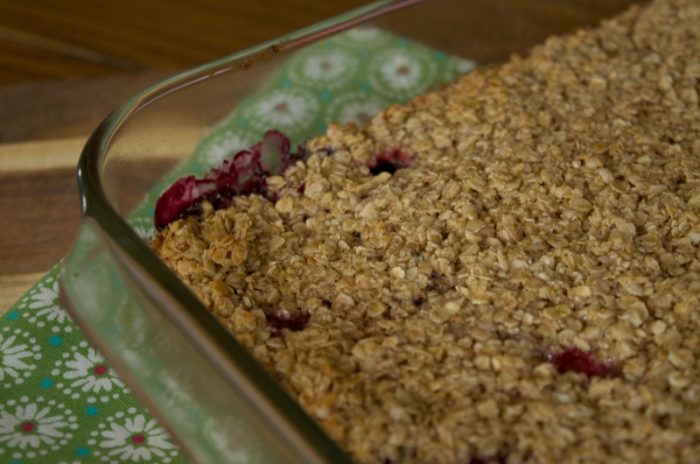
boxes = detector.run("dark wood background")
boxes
[0,0,367,310]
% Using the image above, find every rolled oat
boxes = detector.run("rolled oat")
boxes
[154,0,700,462]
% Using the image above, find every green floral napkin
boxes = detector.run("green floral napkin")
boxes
[0,27,473,464]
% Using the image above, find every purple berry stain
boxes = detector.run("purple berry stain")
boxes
[266,311,310,336]
[154,130,305,230]
[368,148,413,175]
[468,453,508,464]
[548,347,620,378]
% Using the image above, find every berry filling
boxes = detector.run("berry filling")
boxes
[266,310,310,336]
[368,148,413,175]
[548,347,620,378]
[155,133,415,230]
[154,130,306,230]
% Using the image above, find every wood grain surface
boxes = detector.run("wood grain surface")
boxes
[0,0,369,86]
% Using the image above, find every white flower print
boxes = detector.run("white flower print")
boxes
[200,130,254,167]
[18,275,74,332]
[128,216,155,241]
[0,326,41,388]
[65,349,122,393]
[304,53,353,80]
[449,56,476,75]
[341,26,390,47]
[338,99,384,124]
[326,91,389,126]
[201,417,252,464]
[290,48,358,89]
[21,277,65,323]
[88,408,178,463]
[0,396,77,458]
[133,224,153,241]
[380,52,422,89]
[369,47,436,99]
[158,366,196,412]
[0,404,65,449]
[245,88,319,133]
[53,341,124,402]
[0,337,31,383]
[132,224,155,240]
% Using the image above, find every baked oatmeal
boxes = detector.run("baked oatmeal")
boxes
[153,0,700,462]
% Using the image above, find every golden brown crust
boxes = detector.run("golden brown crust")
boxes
[154,0,700,462]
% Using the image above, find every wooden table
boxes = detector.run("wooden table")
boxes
[0,0,368,310]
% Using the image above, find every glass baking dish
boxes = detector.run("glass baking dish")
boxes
[59,0,643,462]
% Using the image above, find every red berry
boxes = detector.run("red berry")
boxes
[154,131,307,230]
[266,310,310,335]
[154,176,216,229]
[549,347,620,378]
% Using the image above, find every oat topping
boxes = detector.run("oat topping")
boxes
[153,0,700,462]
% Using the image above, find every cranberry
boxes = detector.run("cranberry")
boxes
[154,130,306,230]
[154,176,216,229]
[549,347,620,378]
[368,148,413,175]
[266,310,310,335]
